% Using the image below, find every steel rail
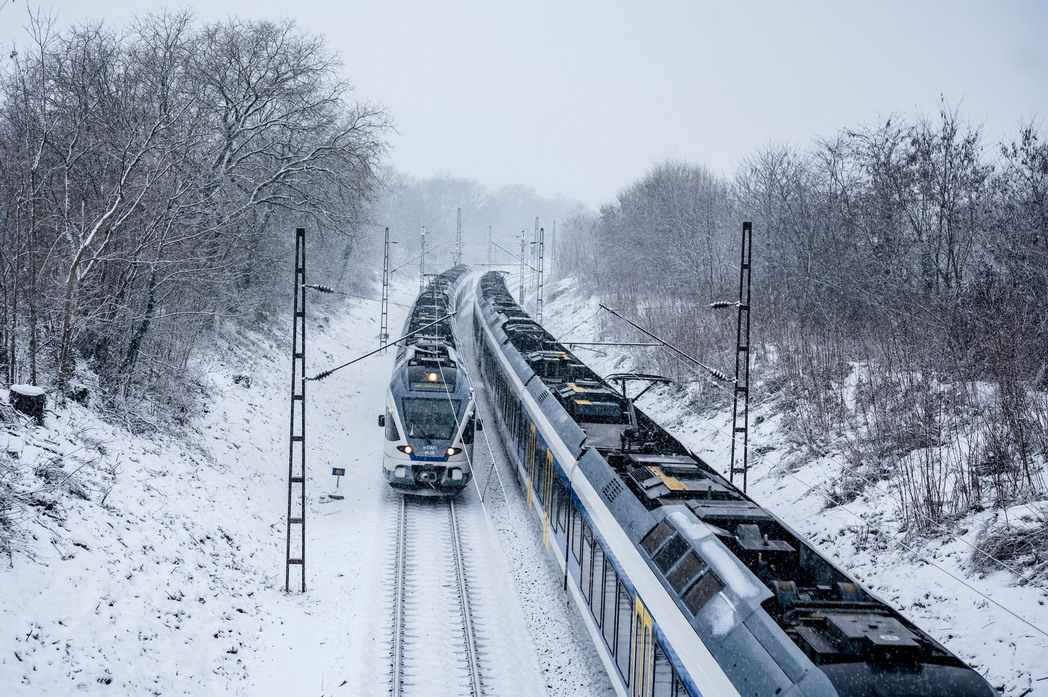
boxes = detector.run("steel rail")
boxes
[448,499,483,696]
[391,497,408,697]
[390,497,484,697]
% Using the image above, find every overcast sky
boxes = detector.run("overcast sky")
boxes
[2,0,1046,209]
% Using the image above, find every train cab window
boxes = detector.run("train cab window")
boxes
[653,642,674,697]
[641,521,675,555]
[402,399,461,440]
[615,580,632,681]
[461,414,475,445]
[653,535,690,573]
[667,552,707,593]
[683,571,724,615]
[673,675,689,697]
[384,410,400,441]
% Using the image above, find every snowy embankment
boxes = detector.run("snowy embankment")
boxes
[1,281,603,697]
[538,276,1048,697]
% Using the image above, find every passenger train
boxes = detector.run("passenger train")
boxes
[469,271,996,697]
[380,266,478,495]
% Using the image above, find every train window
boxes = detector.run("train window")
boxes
[601,564,617,647]
[532,447,543,497]
[641,624,653,697]
[667,552,707,593]
[615,580,632,682]
[558,481,570,532]
[526,428,537,476]
[683,571,724,616]
[581,524,593,603]
[550,477,563,531]
[590,543,605,615]
[653,641,674,697]
[673,675,689,697]
[641,521,675,555]
[571,506,583,562]
[517,409,526,446]
[539,450,550,501]
[384,410,400,441]
[653,535,690,573]
[461,414,475,445]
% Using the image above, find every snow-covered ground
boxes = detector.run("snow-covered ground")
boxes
[4,270,1046,696]
[0,277,605,696]
[537,276,1048,697]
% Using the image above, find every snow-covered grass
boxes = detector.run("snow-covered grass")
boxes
[7,269,1045,696]
[537,275,1048,697]
[1,319,291,694]
[0,277,609,697]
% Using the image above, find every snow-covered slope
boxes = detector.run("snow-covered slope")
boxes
[0,281,603,696]
[536,276,1048,697]
[8,271,1042,696]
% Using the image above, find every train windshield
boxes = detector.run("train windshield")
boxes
[402,398,462,440]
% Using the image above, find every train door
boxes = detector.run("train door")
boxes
[542,449,554,548]
[526,423,537,508]
[631,597,654,697]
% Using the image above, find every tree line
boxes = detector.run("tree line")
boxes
[0,11,388,422]
[560,104,1048,539]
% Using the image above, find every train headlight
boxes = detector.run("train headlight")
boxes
[445,447,462,456]
[449,468,463,481]
[397,445,413,454]
[394,466,409,478]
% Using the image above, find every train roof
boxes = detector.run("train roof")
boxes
[390,266,471,397]
[396,266,468,360]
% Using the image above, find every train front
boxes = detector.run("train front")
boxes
[381,347,476,495]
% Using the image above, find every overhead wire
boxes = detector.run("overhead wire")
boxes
[302,284,412,308]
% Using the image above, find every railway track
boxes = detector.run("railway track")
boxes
[390,495,483,697]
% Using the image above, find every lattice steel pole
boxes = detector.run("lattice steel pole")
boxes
[550,220,557,276]
[518,233,525,305]
[537,227,545,323]
[381,227,392,351]
[419,225,427,293]
[454,208,462,266]
[729,222,753,492]
[285,228,307,592]
[531,217,539,309]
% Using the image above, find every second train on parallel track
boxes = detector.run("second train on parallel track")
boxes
[380,266,478,495]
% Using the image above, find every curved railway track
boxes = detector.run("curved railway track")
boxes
[390,495,483,697]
